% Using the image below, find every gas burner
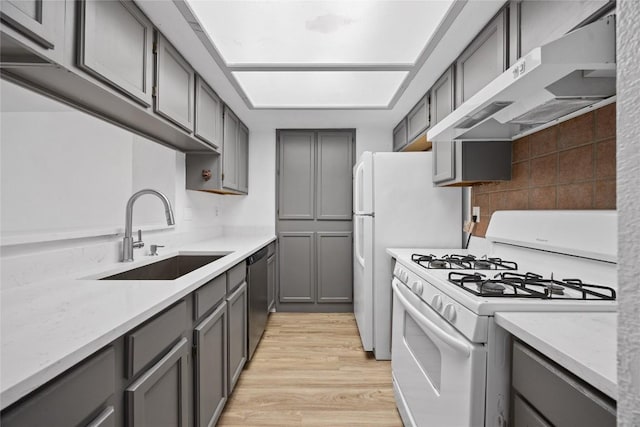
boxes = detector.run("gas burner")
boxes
[448,271,617,300]
[411,253,518,270]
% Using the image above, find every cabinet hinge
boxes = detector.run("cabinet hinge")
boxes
[221,172,225,181]
[153,41,158,54]
[152,86,157,97]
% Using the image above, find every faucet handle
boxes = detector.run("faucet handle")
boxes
[133,229,144,249]
[150,245,164,256]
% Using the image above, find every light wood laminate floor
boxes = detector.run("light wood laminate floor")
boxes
[218,313,402,427]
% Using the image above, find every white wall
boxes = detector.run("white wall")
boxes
[617,1,640,425]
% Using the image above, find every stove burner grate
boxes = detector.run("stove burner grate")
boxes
[411,253,518,271]
[447,271,617,300]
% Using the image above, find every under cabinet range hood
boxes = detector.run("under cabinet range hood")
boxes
[427,15,616,142]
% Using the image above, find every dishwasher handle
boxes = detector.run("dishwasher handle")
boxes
[247,246,269,265]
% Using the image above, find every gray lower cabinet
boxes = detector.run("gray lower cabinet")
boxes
[154,32,195,132]
[267,252,276,311]
[392,118,408,152]
[455,9,507,107]
[1,347,116,427]
[194,75,223,150]
[227,282,248,394]
[126,337,189,427]
[317,232,352,303]
[406,95,429,142]
[77,0,154,107]
[194,301,227,427]
[430,66,455,126]
[433,140,511,186]
[279,232,315,303]
[511,341,616,427]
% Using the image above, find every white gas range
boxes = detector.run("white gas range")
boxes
[387,210,617,427]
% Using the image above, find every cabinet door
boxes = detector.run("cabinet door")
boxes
[392,119,407,152]
[430,66,455,126]
[0,0,56,48]
[277,131,315,219]
[126,338,189,427]
[194,301,227,427]
[456,10,507,106]
[222,106,239,191]
[267,254,275,311]
[78,0,154,106]
[154,33,194,132]
[227,282,247,394]
[194,76,223,150]
[1,348,115,427]
[407,96,429,141]
[86,406,116,427]
[278,232,315,303]
[432,140,456,184]
[316,132,353,220]
[512,394,551,427]
[517,0,609,60]
[317,232,352,303]
[237,122,249,194]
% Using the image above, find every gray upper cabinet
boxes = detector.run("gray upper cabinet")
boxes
[1,348,115,427]
[226,282,247,394]
[237,122,249,194]
[222,106,239,191]
[455,9,507,107]
[316,132,353,220]
[126,338,189,427]
[430,66,455,126]
[317,232,352,303]
[77,0,154,107]
[278,131,315,219]
[406,96,429,142]
[194,301,227,427]
[392,119,408,152]
[1,0,56,49]
[433,140,512,186]
[194,76,223,150]
[154,33,194,132]
[513,0,610,64]
[0,0,64,64]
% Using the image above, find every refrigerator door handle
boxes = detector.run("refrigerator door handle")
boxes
[353,161,365,214]
[354,216,365,268]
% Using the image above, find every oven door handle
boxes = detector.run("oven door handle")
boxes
[393,280,471,358]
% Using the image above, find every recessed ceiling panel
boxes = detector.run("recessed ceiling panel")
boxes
[187,0,455,65]
[233,71,408,108]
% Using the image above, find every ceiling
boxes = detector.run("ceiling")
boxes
[186,0,456,109]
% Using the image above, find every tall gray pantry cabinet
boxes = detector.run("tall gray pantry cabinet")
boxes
[277,130,354,312]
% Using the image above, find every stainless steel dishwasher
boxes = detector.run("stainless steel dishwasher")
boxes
[246,246,269,360]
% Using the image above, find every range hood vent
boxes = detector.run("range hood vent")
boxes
[427,15,616,142]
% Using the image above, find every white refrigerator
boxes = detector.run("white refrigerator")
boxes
[353,151,462,360]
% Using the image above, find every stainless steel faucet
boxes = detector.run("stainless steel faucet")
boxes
[122,189,175,262]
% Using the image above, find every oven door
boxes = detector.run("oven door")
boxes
[392,279,487,427]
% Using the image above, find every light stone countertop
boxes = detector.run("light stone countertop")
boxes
[0,234,275,410]
[495,312,617,400]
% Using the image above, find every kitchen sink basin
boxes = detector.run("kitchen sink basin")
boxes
[100,254,227,280]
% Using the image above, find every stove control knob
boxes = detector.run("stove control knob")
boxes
[412,280,424,295]
[431,295,443,311]
[401,271,409,283]
[443,304,457,322]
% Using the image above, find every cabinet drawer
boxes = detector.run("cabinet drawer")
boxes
[1,347,115,427]
[512,341,616,427]
[126,300,187,379]
[194,273,226,321]
[227,262,246,294]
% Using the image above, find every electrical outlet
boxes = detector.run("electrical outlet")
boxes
[215,206,219,217]
[472,206,480,220]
